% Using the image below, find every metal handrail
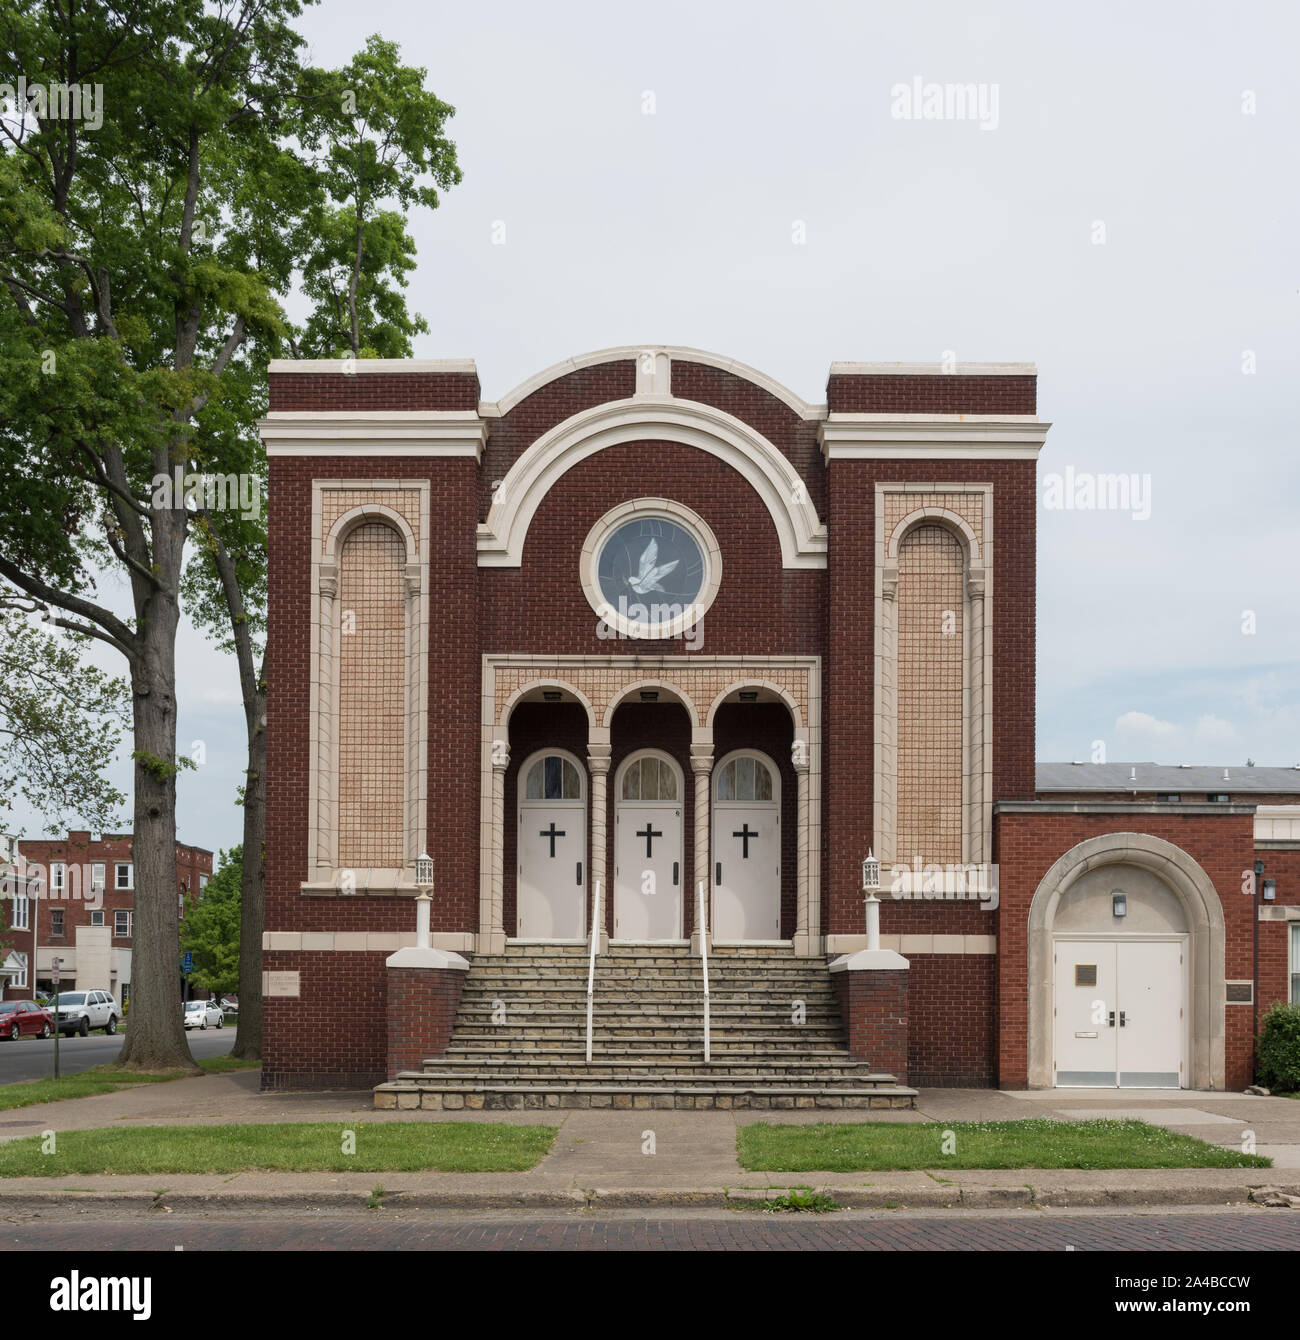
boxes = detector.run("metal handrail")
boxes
[698,881,711,1063]
[585,880,600,1063]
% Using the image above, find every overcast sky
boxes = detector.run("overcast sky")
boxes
[16,1,1299,861]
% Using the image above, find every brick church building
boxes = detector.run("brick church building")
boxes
[261,347,1300,1103]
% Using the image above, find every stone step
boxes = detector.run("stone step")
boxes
[445,1036,847,1051]
[375,1083,917,1111]
[427,1061,875,1079]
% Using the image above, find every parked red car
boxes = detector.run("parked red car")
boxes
[0,1000,54,1040]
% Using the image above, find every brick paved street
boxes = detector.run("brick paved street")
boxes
[7,1209,1300,1251]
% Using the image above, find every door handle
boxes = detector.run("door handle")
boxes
[672,861,679,886]
[715,862,721,885]
[1119,1011,1127,1028]
[576,862,582,886]
[1108,1012,1115,1028]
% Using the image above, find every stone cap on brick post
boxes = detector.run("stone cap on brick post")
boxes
[828,947,910,973]
[385,945,469,971]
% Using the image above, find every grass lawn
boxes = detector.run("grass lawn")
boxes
[736,1119,1272,1172]
[0,1057,260,1112]
[0,1121,557,1175]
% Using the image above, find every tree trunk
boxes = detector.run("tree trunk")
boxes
[231,676,265,1060]
[115,597,197,1072]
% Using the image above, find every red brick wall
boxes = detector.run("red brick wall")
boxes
[906,954,997,1087]
[834,968,909,1083]
[827,373,1036,415]
[261,949,390,1089]
[995,811,1262,1090]
[269,371,480,412]
[386,966,466,1080]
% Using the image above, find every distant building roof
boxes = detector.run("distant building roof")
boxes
[1036,762,1300,793]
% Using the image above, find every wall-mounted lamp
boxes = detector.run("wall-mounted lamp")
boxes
[1111,892,1127,918]
[1263,879,1277,902]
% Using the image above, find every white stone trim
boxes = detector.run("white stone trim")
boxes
[828,362,1036,376]
[873,484,994,870]
[479,654,822,955]
[268,359,477,374]
[263,930,475,952]
[305,480,430,894]
[827,934,997,954]
[477,398,827,569]
[261,411,486,458]
[488,345,826,419]
[578,498,722,639]
[820,414,1050,461]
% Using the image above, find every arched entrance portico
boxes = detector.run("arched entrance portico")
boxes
[1027,833,1226,1090]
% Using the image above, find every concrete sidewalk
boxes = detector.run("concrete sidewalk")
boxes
[0,1070,1296,1214]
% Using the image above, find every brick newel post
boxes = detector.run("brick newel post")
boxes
[385,886,469,1081]
[829,878,910,1082]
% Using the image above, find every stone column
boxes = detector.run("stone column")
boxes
[793,748,813,956]
[690,742,713,953]
[485,740,509,954]
[966,567,987,865]
[587,742,611,952]
[876,564,898,869]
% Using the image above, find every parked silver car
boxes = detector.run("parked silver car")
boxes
[51,990,120,1036]
[183,1000,224,1030]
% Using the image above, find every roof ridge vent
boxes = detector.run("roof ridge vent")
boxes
[1129,767,1137,781]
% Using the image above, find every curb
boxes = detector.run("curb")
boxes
[2,1180,1297,1215]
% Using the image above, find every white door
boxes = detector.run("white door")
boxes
[1117,941,1183,1089]
[614,752,684,940]
[517,751,586,939]
[1053,941,1119,1087]
[1054,939,1184,1088]
[712,751,781,941]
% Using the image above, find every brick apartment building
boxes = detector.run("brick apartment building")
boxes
[2,831,212,1001]
[258,347,1300,1101]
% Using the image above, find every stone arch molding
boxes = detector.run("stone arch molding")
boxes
[476,398,828,569]
[1026,832,1226,1090]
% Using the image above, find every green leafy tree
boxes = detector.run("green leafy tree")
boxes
[180,36,460,1059]
[0,610,128,833]
[0,2,458,1071]
[180,846,241,996]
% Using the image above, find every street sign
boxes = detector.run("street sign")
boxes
[182,951,193,975]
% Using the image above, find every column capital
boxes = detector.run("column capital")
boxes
[966,566,986,599]
[689,749,713,775]
[587,744,613,774]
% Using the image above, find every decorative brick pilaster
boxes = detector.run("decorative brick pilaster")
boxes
[385,960,467,1080]
[833,967,910,1084]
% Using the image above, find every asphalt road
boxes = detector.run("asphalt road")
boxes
[0,1026,236,1082]
[6,1209,1300,1251]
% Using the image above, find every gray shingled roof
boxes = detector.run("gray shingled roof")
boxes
[1036,762,1300,793]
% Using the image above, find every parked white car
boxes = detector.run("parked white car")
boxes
[51,990,119,1037]
[183,1000,224,1030]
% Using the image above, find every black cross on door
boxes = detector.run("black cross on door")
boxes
[732,823,758,858]
[539,821,566,857]
[636,823,663,858]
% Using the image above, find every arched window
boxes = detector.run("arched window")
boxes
[620,755,679,801]
[524,754,583,801]
[715,755,774,802]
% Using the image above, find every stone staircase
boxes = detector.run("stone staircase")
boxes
[374,944,917,1111]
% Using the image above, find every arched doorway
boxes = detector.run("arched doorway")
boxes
[516,749,587,940]
[613,751,685,941]
[1028,833,1226,1090]
[712,750,781,942]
